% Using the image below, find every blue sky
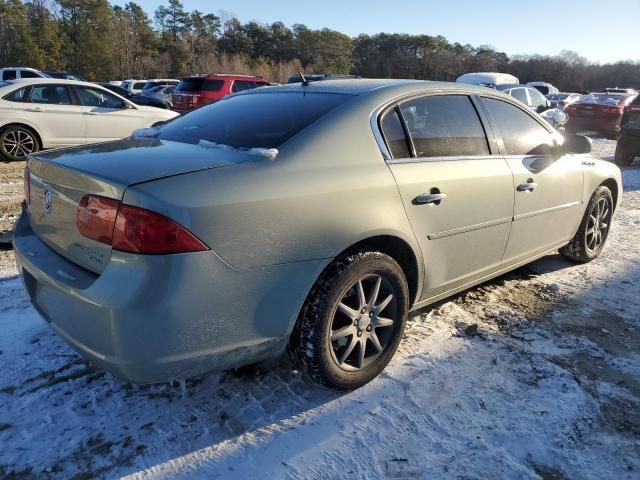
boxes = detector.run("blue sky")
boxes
[112,0,639,63]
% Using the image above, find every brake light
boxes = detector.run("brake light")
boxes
[23,166,30,206]
[76,195,208,254]
[76,195,120,244]
[603,106,622,114]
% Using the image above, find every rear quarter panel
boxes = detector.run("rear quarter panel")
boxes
[123,94,423,274]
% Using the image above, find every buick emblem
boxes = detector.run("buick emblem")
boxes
[43,186,53,214]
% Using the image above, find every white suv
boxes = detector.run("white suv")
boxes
[0,68,47,81]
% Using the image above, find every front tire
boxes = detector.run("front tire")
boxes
[560,186,613,263]
[615,143,635,167]
[0,125,39,161]
[288,251,409,390]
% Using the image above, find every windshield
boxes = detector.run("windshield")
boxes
[159,92,352,149]
[576,94,627,106]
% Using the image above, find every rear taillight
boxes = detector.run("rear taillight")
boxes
[76,195,208,255]
[76,195,120,244]
[24,166,30,206]
[603,106,622,114]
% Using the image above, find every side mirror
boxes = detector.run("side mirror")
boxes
[563,134,592,154]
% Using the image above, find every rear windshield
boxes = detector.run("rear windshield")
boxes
[159,92,352,148]
[176,78,224,92]
[576,94,627,105]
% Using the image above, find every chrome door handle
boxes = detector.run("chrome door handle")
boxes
[414,192,447,205]
[83,112,99,116]
[517,181,538,192]
[24,107,44,112]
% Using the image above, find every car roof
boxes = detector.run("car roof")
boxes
[184,74,265,80]
[1,78,104,87]
[241,78,500,98]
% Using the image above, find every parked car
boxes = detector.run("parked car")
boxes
[615,94,640,166]
[565,92,636,138]
[604,87,638,95]
[526,81,559,95]
[42,71,87,81]
[141,85,175,107]
[97,83,170,110]
[121,79,147,95]
[546,92,581,110]
[0,67,47,81]
[14,79,621,390]
[0,79,178,160]
[172,74,269,113]
[286,73,362,84]
[455,72,519,87]
[495,84,551,113]
[141,79,179,92]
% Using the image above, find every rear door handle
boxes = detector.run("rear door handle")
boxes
[24,107,44,112]
[517,181,538,192]
[414,192,447,205]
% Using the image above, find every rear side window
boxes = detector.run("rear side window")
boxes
[380,108,410,159]
[398,95,489,157]
[3,87,28,102]
[483,97,553,155]
[159,92,351,149]
[30,85,72,105]
[3,70,16,81]
[133,82,146,90]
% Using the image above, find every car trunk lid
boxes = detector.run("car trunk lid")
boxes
[26,137,257,273]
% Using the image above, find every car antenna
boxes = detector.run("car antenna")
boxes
[299,71,308,86]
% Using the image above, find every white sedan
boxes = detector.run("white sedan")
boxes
[0,79,179,161]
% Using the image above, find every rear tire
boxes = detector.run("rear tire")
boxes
[560,186,613,263]
[0,125,39,161]
[288,251,409,390]
[614,143,635,167]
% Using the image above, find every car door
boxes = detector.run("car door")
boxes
[480,96,584,265]
[24,84,85,147]
[73,86,143,143]
[382,94,515,299]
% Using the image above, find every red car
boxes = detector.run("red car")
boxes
[172,74,270,113]
[566,93,637,138]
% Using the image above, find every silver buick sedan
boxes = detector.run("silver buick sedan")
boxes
[14,79,622,390]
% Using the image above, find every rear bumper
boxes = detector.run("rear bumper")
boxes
[567,117,621,135]
[13,206,326,383]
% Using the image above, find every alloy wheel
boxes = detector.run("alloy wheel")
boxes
[2,129,36,159]
[329,273,398,371]
[585,197,611,253]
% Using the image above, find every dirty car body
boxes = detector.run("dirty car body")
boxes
[14,80,622,384]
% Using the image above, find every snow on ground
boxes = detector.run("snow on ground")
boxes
[1,140,639,479]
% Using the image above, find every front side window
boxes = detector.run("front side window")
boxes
[30,85,72,105]
[483,97,553,155]
[509,88,528,105]
[133,82,147,90]
[76,87,126,109]
[398,95,489,157]
[3,87,28,102]
[528,88,547,109]
[20,70,40,79]
[380,108,410,159]
[159,92,351,149]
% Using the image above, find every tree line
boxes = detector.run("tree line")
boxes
[0,0,638,91]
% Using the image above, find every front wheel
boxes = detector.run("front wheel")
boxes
[560,186,613,263]
[0,126,39,161]
[288,251,409,390]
